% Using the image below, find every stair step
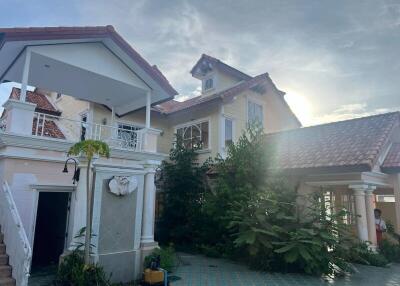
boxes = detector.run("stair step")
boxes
[0,265,11,278]
[0,255,8,266]
[0,244,4,255]
[0,277,15,286]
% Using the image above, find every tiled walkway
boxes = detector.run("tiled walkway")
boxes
[171,253,400,286]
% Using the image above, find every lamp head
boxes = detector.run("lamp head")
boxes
[62,163,68,173]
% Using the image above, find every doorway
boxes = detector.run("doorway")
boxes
[32,192,71,268]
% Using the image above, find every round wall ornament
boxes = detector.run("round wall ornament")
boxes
[108,176,138,196]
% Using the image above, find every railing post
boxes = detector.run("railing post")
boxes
[2,100,36,135]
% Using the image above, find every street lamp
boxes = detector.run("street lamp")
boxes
[62,158,80,185]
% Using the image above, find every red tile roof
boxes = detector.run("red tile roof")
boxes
[10,87,61,115]
[382,143,400,173]
[32,117,65,139]
[265,112,400,173]
[154,73,269,114]
[0,26,177,97]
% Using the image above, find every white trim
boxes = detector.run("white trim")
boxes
[174,117,211,151]
[30,184,76,192]
[246,97,264,127]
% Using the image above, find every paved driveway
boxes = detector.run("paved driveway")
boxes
[171,253,400,286]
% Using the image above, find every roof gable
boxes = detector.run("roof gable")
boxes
[190,54,252,81]
[0,26,177,101]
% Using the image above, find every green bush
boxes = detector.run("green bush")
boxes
[56,250,111,286]
[156,135,211,247]
[144,246,176,272]
[347,242,389,267]
[379,239,400,262]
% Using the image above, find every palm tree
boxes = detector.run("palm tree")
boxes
[68,140,110,264]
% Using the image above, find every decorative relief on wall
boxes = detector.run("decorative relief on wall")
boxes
[108,176,138,196]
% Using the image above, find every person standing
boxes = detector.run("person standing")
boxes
[375,208,387,244]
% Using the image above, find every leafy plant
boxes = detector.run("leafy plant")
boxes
[347,242,389,267]
[144,246,176,272]
[56,250,111,286]
[68,140,110,264]
[157,135,210,247]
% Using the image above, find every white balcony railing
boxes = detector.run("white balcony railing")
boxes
[32,112,144,151]
[0,181,32,286]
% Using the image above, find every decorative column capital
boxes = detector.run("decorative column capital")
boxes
[348,184,376,193]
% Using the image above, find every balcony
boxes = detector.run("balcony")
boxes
[32,112,145,151]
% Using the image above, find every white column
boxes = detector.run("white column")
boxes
[350,185,369,242]
[393,174,400,233]
[20,49,31,102]
[111,106,115,125]
[145,90,151,129]
[141,167,157,246]
[365,188,377,247]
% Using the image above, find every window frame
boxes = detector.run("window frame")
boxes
[223,116,235,149]
[202,73,215,92]
[247,98,264,127]
[174,118,211,151]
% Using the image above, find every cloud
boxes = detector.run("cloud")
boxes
[0,0,399,126]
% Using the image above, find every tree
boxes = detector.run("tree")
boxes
[68,140,110,264]
[157,135,210,246]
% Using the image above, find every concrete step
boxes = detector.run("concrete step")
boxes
[0,265,11,278]
[0,244,5,255]
[0,277,16,286]
[0,255,8,266]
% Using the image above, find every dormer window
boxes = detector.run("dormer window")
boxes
[204,77,214,91]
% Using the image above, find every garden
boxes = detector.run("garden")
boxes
[156,127,400,278]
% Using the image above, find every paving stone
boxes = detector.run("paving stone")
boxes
[171,253,400,286]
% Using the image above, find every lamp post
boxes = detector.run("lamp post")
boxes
[62,158,80,185]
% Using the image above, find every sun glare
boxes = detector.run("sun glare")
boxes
[285,91,314,126]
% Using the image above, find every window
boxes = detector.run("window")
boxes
[204,78,213,91]
[117,122,142,148]
[248,100,263,126]
[224,118,233,147]
[176,121,209,150]
[80,114,87,141]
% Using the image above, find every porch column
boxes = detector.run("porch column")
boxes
[349,185,369,242]
[141,166,157,247]
[20,48,31,102]
[145,90,151,128]
[2,49,36,135]
[393,174,400,233]
[365,187,377,247]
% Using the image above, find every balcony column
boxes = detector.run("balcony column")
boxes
[141,165,157,248]
[1,49,36,135]
[349,185,369,242]
[145,90,152,128]
[365,187,377,247]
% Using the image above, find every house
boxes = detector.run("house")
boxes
[150,54,301,161]
[265,111,400,249]
[0,25,178,285]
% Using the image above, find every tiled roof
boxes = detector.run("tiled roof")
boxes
[154,73,269,114]
[10,87,60,115]
[32,117,65,139]
[265,112,400,173]
[0,26,177,97]
[382,143,400,172]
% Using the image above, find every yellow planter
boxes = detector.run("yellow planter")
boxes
[144,268,165,284]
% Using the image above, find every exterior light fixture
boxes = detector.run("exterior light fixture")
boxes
[62,158,80,185]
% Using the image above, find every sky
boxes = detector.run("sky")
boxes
[0,0,399,126]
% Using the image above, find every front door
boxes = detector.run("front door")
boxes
[32,192,71,268]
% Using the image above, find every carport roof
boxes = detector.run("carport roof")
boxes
[265,111,400,174]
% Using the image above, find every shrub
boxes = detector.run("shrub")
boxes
[347,242,389,267]
[56,250,111,286]
[156,135,211,247]
[379,239,400,262]
[144,246,176,272]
